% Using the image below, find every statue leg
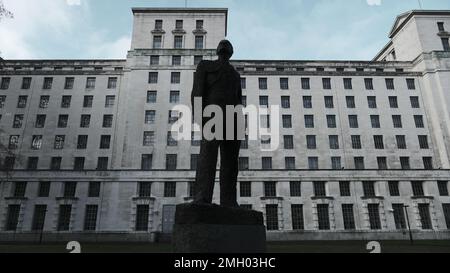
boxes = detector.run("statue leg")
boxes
[219,140,241,207]
[194,139,220,204]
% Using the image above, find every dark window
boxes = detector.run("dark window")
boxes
[364,78,374,90]
[80,114,91,128]
[139,182,152,197]
[396,135,407,149]
[322,78,331,89]
[306,135,316,149]
[385,78,395,90]
[171,72,181,84]
[290,181,301,197]
[346,96,355,108]
[324,96,334,108]
[371,115,380,128]
[349,115,358,128]
[39,96,50,108]
[374,135,384,149]
[57,205,72,231]
[103,115,113,128]
[308,157,319,170]
[281,96,290,108]
[13,182,27,198]
[438,22,445,32]
[34,114,46,128]
[392,115,402,128]
[88,182,101,197]
[196,20,204,29]
[141,154,153,170]
[363,181,376,197]
[31,134,42,149]
[418,135,429,149]
[423,157,433,170]
[100,135,111,149]
[97,157,108,170]
[3,157,15,170]
[61,96,71,108]
[438,181,449,196]
[57,115,68,128]
[392,204,407,230]
[259,96,269,107]
[155,19,163,30]
[148,72,158,84]
[145,110,156,124]
[389,181,400,196]
[194,55,203,65]
[285,157,296,170]
[368,204,381,230]
[21,77,32,89]
[406,78,415,90]
[354,157,365,170]
[443,204,450,229]
[190,154,198,171]
[63,182,77,198]
[17,96,28,108]
[38,182,51,197]
[313,181,326,197]
[239,157,249,170]
[411,181,424,196]
[74,157,85,170]
[174,35,183,49]
[389,96,398,108]
[86,77,96,89]
[27,157,39,170]
[317,204,330,230]
[147,91,157,103]
[83,95,93,108]
[327,115,337,128]
[343,78,352,89]
[418,204,432,230]
[282,115,292,128]
[5,205,21,231]
[164,182,176,197]
[105,96,115,108]
[266,205,279,231]
[84,205,98,231]
[172,55,181,66]
[410,96,420,108]
[377,157,387,170]
[240,78,246,89]
[280,78,289,90]
[153,35,162,48]
[31,205,47,231]
[240,182,252,197]
[135,205,149,231]
[304,115,314,128]
[64,77,74,89]
[342,204,356,230]
[13,114,24,128]
[303,96,312,108]
[107,77,117,89]
[442,38,450,51]
[339,181,351,196]
[351,135,361,149]
[8,135,19,150]
[195,36,204,49]
[166,154,177,170]
[77,135,88,149]
[262,157,272,170]
[291,205,304,230]
[301,78,310,90]
[284,135,294,149]
[414,115,424,128]
[264,182,277,197]
[259,78,267,90]
[43,77,53,89]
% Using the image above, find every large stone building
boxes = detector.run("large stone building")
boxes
[0,8,450,242]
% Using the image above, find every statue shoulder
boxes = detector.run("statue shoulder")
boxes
[197,60,221,73]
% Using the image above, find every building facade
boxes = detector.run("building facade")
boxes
[0,8,450,242]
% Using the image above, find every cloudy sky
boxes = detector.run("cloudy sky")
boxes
[0,0,449,60]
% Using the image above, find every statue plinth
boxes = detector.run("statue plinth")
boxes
[172,203,266,253]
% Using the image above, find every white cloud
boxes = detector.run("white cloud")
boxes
[86,35,131,59]
[66,0,81,6]
[367,0,382,6]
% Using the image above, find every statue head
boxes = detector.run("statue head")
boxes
[216,40,234,61]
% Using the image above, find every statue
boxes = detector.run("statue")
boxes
[191,40,243,208]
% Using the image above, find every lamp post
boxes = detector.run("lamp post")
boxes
[404,205,414,245]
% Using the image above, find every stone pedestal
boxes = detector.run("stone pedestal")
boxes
[173,203,266,253]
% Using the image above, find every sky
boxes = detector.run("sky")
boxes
[0,0,449,61]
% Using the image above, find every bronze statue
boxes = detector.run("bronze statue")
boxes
[191,40,243,207]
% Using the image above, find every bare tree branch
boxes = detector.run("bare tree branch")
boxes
[0,0,14,20]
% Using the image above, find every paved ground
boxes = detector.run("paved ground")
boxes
[0,240,449,253]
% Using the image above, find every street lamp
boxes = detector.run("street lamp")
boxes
[403,205,414,245]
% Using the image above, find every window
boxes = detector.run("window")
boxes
[61,96,71,108]
[411,181,424,196]
[317,204,330,230]
[259,78,268,90]
[343,78,352,89]
[97,157,108,170]
[259,96,269,108]
[196,20,204,29]
[143,131,155,146]
[389,181,400,196]
[172,55,181,66]
[346,96,355,108]
[34,114,46,128]
[306,135,316,149]
[266,205,279,231]
[145,110,156,124]
[50,157,62,170]
[8,135,19,150]
[194,55,203,65]
[17,96,27,108]
[303,96,312,108]
[281,96,290,108]
[0,95,5,108]
[287,181,302,197]
[340,181,351,196]
[31,135,43,150]
[262,157,272,170]
[301,78,310,89]
[313,181,326,197]
[168,110,179,124]
[418,135,429,149]
[57,205,72,231]
[322,78,331,89]
[77,135,88,149]
[13,182,27,198]
[86,77,96,89]
[342,204,356,230]
[423,157,433,170]
[5,205,20,231]
[42,77,53,89]
[240,78,246,89]
[88,182,101,198]
[153,35,162,49]
[396,135,407,149]
[100,135,111,149]
[392,115,402,128]
[324,96,334,108]
[392,204,406,230]
[83,95,93,108]
[147,91,157,104]
[139,182,152,197]
[368,204,381,230]
[406,79,416,90]
[263,181,277,197]
[308,157,319,170]
[291,205,304,230]
[304,115,314,128]
[438,181,449,196]
[348,115,358,128]
[371,115,380,128]
[21,77,32,89]
[239,157,249,170]
[170,91,180,103]
[166,154,177,170]
[141,154,153,170]
[171,72,181,84]
[443,204,450,229]
[351,135,361,149]
[385,78,395,90]
[103,115,113,128]
[418,204,432,230]
[3,157,15,170]
[27,157,39,170]
[284,135,294,149]
[155,19,163,30]
[63,182,77,198]
[190,154,198,171]
[106,77,118,89]
[164,182,176,197]
[167,132,178,146]
[105,96,115,108]
[364,78,374,90]
[280,78,289,90]
[39,96,50,108]
[31,205,47,231]
[282,115,292,128]
[414,115,424,128]
[400,157,410,170]
[442,38,450,52]
[240,182,252,197]
[174,35,183,49]
[384,96,396,109]
[354,157,365,170]
[285,157,296,170]
[325,115,336,129]
[410,96,420,108]
[331,157,341,170]
[84,205,98,231]
[80,114,91,128]
[135,205,149,231]
[148,72,158,84]
[363,181,376,197]
[367,96,377,108]
[74,157,85,170]
[195,36,204,49]
[377,157,387,170]
[438,22,445,32]
[374,135,384,149]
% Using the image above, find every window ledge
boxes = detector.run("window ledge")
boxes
[192,29,207,35]
[151,29,166,34]
[132,196,156,201]
[311,196,334,200]
[56,197,79,201]
[411,196,434,200]
[172,29,186,34]
[261,196,283,201]
[4,197,28,201]
[361,196,384,200]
